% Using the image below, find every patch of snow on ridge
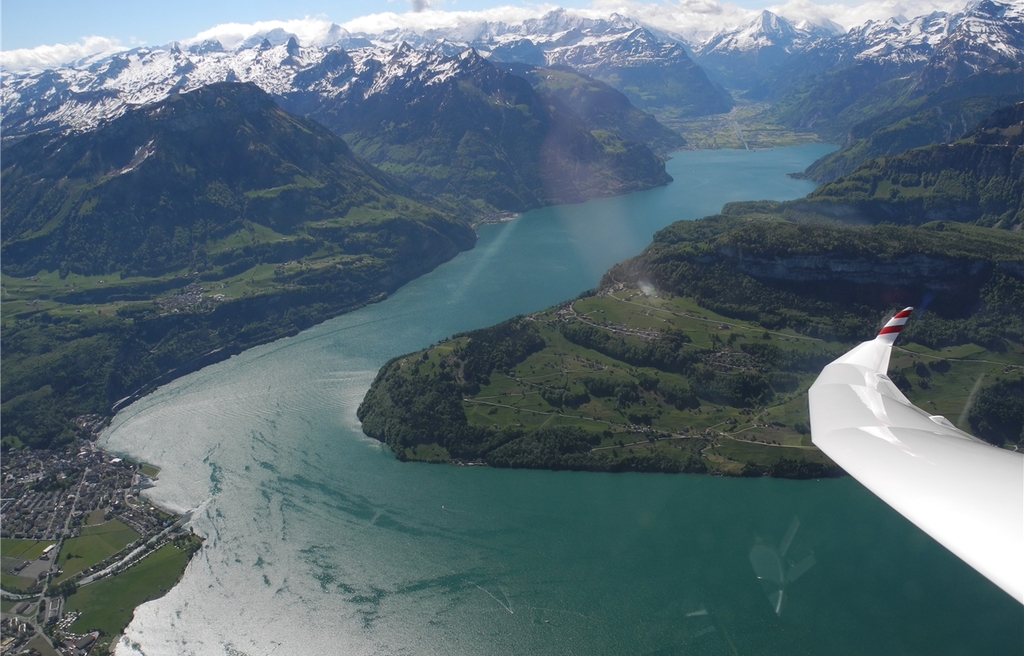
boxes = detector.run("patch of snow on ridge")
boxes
[114,139,155,176]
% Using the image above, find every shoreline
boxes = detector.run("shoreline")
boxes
[2,143,834,457]
[476,211,521,225]
[0,437,204,654]
[10,144,840,652]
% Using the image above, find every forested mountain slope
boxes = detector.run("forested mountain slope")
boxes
[1,83,476,449]
[285,48,673,213]
[798,69,1022,181]
[803,102,1023,229]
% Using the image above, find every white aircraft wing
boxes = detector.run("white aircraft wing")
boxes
[808,307,1024,603]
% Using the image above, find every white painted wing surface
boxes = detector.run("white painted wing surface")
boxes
[808,308,1024,603]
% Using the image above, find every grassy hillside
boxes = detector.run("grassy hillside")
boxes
[803,103,1023,229]
[801,92,1021,182]
[357,215,1024,476]
[1,83,476,450]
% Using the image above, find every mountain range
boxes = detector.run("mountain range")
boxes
[761,0,1023,136]
[279,46,674,211]
[4,2,1018,146]
[3,39,676,213]
[0,10,733,141]
[0,82,473,278]
[693,10,843,89]
[688,0,1023,94]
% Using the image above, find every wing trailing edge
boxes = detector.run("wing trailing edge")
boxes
[809,308,1024,603]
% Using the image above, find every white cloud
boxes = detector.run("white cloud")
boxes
[602,0,967,39]
[188,0,969,50]
[2,36,125,72]
[765,0,966,32]
[184,17,340,49]
[591,0,965,38]
[590,0,752,40]
[339,4,566,35]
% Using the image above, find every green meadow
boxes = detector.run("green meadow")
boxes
[53,520,140,583]
[368,282,1020,476]
[66,536,200,639]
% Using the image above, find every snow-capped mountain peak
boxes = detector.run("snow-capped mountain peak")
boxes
[924,0,1024,79]
[793,17,846,37]
[240,28,299,50]
[189,39,225,55]
[840,0,1023,72]
[752,10,800,38]
[3,0,1020,141]
[518,8,634,36]
[695,10,826,57]
[0,36,522,140]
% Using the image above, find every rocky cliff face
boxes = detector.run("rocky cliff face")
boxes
[724,250,989,290]
[604,214,1024,341]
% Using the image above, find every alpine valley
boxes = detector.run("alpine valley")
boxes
[2,0,1022,455]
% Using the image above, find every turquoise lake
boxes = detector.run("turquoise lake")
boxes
[102,145,1023,655]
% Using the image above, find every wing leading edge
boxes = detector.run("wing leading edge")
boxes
[808,307,1024,603]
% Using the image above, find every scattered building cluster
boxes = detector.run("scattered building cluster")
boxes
[1,442,136,541]
[2,435,192,654]
[1,610,102,656]
[1,614,35,654]
[55,612,100,656]
[155,281,224,313]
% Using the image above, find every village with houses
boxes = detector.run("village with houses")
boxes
[1,424,201,655]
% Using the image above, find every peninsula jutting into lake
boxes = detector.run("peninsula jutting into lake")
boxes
[358,213,1024,476]
[358,102,1024,477]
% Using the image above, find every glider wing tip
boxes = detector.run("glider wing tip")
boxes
[876,306,914,340]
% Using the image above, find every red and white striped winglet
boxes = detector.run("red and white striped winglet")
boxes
[877,307,914,342]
